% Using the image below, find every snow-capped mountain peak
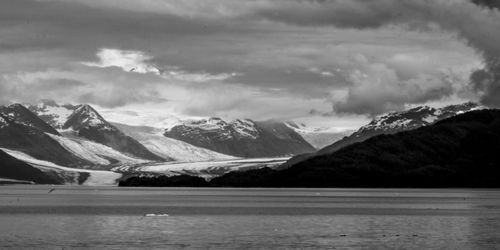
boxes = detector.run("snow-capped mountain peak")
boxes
[168,117,261,139]
[356,102,482,135]
[74,105,105,125]
[165,117,315,157]
[358,106,436,134]
[318,102,483,154]
[0,103,59,134]
[28,100,113,131]
[63,104,115,131]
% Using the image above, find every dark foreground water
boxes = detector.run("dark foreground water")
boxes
[1,186,500,249]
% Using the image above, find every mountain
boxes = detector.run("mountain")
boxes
[284,121,353,149]
[164,118,315,158]
[2,103,59,135]
[278,102,482,170]
[28,101,166,162]
[0,149,61,184]
[123,109,500,187]
[42,103,166,162]
[113,123,237,162]
[318,102,481,155]
[0,104,90,167]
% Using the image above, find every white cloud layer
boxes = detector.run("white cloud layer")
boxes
[81,48,240,82]
[81,48,160,74]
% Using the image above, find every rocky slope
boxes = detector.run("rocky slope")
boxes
[164,118,315,158]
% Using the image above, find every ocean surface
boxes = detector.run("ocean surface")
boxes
[1,186,500,249]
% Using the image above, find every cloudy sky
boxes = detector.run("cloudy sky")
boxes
[1,0,499,130]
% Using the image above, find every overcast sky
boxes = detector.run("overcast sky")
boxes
[1,0,499,130]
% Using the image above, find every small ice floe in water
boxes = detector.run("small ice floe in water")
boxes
[144,213,169,217]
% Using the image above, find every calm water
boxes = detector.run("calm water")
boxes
[1,186,500,249]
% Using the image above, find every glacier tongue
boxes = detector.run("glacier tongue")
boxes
[0,147,122,186]
[133,157,289,180]
[46,133,149,165]
[140,135,237,162]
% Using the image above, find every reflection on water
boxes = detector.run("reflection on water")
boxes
[1,186,500,249]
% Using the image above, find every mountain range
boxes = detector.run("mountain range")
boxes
[0,100,487,186]
[122,108,500,188]
[1,100,316,184]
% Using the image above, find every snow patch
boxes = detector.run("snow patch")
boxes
[183,117,227,130]
[0,116,6,128]
[35,104,74,129]
[422,115,438,124]
[231,119,258,139]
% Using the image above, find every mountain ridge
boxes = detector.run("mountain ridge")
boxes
[164,117,316,157]
[319,102,481,155]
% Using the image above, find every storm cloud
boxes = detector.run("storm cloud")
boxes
[0,0,495,129]
[254,0,500,111]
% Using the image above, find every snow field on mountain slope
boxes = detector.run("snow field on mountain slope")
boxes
[47,133,149,165]
[231,119,259,139]
[125,128,237,162]
[0,147,122,185]
[37,104,74,128]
